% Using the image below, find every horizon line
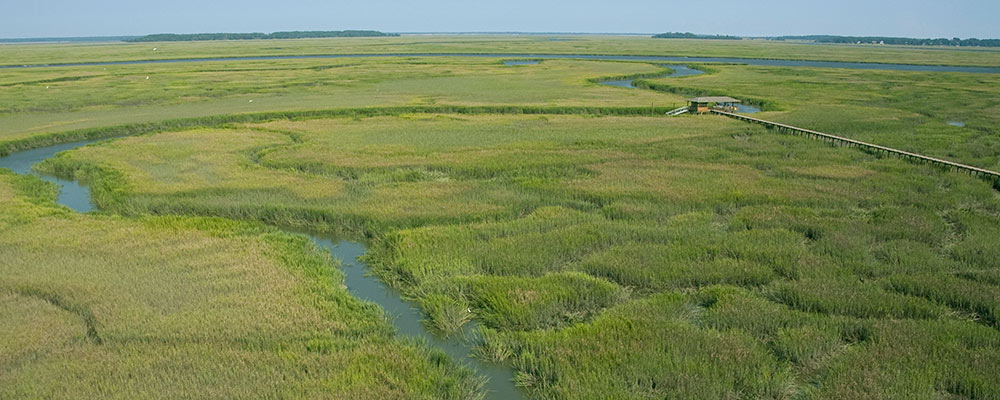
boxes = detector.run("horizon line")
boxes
[3,31,999,42]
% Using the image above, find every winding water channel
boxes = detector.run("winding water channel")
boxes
[3,52,995,399]
[0,141,525,399]
[595,64,760,113]
[599,64,705,88]
[0,58,728,400]
[0,139,100,212]
[0,62,717,399]
[5,53,1000,74]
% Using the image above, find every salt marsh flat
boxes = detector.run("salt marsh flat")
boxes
[2,35,999,399]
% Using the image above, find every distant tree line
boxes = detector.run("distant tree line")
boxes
[652,32,742,40]
[652,32,1000,47]
[125,30,398,42]
[773,35,1000,47]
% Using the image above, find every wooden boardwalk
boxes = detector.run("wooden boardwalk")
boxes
[711,110,1000,185]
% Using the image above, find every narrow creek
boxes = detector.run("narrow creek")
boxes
[308,235,523,399]
[0,62,749,399]
[598,64,705,88]
[7,53,1000,74]
[0,140,525,399]
[2,49,993,397]
[502,60,541,66]
[595,64,761,113]
[0,139,100,212]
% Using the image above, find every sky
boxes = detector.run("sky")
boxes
[3,0,999,39]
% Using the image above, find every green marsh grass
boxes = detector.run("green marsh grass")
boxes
[0,57,679,145]
[0,171,483,399]
[43,113,1000,398]
[643,64,1000,170]
[4,35,1000,67]
[4,40,1000,398]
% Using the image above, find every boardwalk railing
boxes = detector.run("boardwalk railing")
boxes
[711,110,1000,185]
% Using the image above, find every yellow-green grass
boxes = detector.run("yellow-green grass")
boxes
[641,64,1000,170]
[3,35,1000,67]
[40,113,1000,398]
[40,115,731,232]
[0,170,482,399]
[0,57,679,143]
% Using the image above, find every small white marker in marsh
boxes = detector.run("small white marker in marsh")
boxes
[153,47,157,51]
[145,76,149,80]
[249,99,254,103]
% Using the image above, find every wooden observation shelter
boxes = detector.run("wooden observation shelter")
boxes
[688,96,742,113]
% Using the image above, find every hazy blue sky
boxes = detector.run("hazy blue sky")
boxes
[3,0,999,39]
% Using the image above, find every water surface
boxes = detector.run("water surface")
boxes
[598,65,762,113]
[309,236,524,399]
[4,50,980,396]
[598,64,704,88]
[0,140,524,399]
[0,139,100,212]
[503,60,540,66]
[6,53,1000,74]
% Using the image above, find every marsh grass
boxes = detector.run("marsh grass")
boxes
[643,64,1000,170]
[770,278,952,320]
[502,291,797,398]
[460,272,629,331]
[4,41,1000,398]
[0,171,484,399]
[0,57,679,146]
[0,104,681,157]
[41,111,1000,398]
[4,35,1000,67]
[886,274,1000,328]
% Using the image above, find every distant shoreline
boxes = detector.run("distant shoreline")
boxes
[124,30,398,42]
[2,32,999,48]
[0,36,139,44]
[0,32,657,43]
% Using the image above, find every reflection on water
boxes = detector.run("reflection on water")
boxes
[308,235,525,399]
[598,65,763,114]
[600,79,637,88]
[503,60,541,66]
[0,139,101,212]
[9,53,1000,74]
[0,139,525,400]
[598,64,704,88]
[663,64,704,77]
